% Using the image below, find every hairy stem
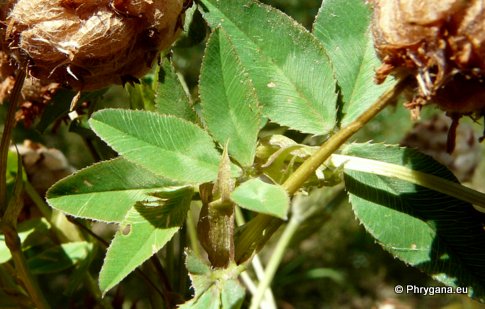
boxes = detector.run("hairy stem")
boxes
[235,77,411,263]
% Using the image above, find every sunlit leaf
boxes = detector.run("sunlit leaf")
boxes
[231,178,290,219]
[200,28,261,166]
[99,187,193,294]
[313,0,396,126]
[47,158,174,223]
[200,0,337,135]
[89,109,231,184]
[155,59,196,121]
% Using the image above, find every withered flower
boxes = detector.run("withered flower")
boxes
[372,0,485,150]
[373,0,485,113]
[3,0,185,91]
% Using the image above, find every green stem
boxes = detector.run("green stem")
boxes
[283,79,408,195]
[249,217,299,309]
[186,204,201,257]
[0,68,25,214]
[235,77,411,263]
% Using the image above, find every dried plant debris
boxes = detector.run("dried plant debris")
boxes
[372,0,485,150]
[2,0,186,91]
[0,50,15,99]
[401,114,481,182]
[0,51,60,127]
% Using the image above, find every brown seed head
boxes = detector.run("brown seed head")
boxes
[3,0,185,90]
[372,0,485,115]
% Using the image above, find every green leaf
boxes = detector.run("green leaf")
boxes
[185,251,211,291]
[180,286,221,309]
[27,242,93,275]
[6,149,27,198]
[99,187,193,294]
[126,77,156,111]
[231,178,289,219]
[200,0,337,135]
[181,252,244,309]
[65,245,97,295]
[200,28,261,166]
[89,109,229,184]
[221,279,245,309]
[155,59,197,121]
[47,157,174,223]
[312,0,396,127]
[342,143,485,301]
[175,4,208,48]
[6,150,26,192]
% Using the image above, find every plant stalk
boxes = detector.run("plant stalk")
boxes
[235,77,411,263]
[2,168,47,308]
[0,67,50,308]
[0,68,25,214]
[249,216,299,309]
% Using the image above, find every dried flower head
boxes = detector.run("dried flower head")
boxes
[3,0,185,90]
[372,0,485,116]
